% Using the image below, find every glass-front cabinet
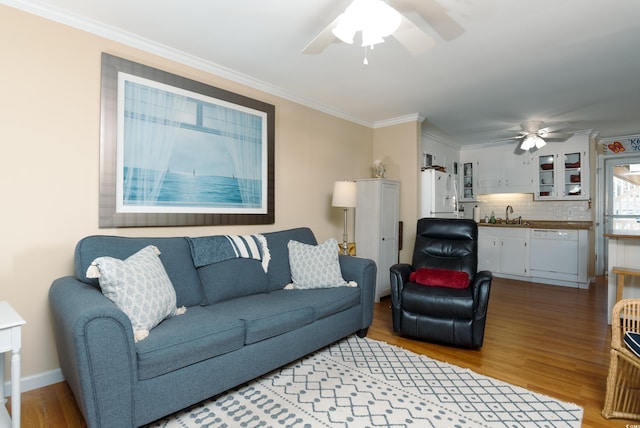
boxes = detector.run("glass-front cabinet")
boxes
[462,161,476,201]
[534,150,588,200]
[563,152,583,198]
[537,155,555,199]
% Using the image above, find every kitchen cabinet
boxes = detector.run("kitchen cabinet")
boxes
[479,225,589,288]
[478,227,530,276]
[504,152,534,193]
[534,148,589,200]
[478,228,499,272]
[460,160,477,201]
[500,232,530,276]
[355,179,400,302]
[477,154,503,194]
[471,147,534,195]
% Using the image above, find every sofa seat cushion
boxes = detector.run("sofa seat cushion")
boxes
[402,282,475,319]
[206,294,314,345]
[270,287,360,320]
[135,306,244,380]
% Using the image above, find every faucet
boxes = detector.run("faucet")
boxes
[506,205,513,223]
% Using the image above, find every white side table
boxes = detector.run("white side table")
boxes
[0,302,25,428]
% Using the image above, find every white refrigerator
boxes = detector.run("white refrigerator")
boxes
[420,169,460,218]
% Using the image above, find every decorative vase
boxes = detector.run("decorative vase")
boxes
[373,160,386,178]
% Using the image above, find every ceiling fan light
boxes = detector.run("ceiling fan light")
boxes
[333,27,355,44]
[534,135,546,149]
[332,13,356,44]
[520,134,546,151]
[520,135,535,151]
[334,0,401,47]
[368,0,402,38]
[361,29,385,47]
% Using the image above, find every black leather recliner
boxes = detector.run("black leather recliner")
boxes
[390,218,492,348]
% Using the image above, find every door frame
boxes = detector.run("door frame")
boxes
[596,149,640,275]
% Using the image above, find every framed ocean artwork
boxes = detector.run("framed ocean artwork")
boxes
[99,53,275,227]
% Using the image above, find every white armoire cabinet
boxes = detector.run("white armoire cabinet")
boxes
[355,179,400,302]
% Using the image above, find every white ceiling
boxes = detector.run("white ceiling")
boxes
[7,0,640,147]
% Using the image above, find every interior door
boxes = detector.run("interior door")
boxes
[379,182,399,297]
[602,156,640,270]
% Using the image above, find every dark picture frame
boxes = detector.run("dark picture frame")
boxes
[99,53,275,227]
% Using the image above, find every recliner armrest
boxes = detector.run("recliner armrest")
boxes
[390,263,413,299]
[389,263,413,331]
[471,270,492,319]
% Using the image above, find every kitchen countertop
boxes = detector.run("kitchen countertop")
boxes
[478,220,592,230]
[603,231,640,239]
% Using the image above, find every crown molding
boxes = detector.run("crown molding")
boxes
[2,0,379,128]
[421,130,463,150]
[374,113,425,129]
[598,133,640,143]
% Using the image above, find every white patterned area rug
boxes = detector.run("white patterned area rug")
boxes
[147,336,583,428]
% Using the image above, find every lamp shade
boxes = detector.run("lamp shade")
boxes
[332,181,357,207]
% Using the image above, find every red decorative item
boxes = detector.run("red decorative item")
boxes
[540,163,554,170]
[607,141,626,153]
[409,268,470,289]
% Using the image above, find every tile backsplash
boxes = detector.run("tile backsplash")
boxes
[459,193,591,222]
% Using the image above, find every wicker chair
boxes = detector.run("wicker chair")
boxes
[602,298,640,420]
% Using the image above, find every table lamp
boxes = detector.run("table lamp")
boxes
[332,180,357,256]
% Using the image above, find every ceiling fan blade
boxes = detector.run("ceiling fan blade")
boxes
[544,132,573,140]
[392,0,464,41]
[543,122,571,133]
[301,15,341,54]
[392,15,436,55]
[491,136,521,144]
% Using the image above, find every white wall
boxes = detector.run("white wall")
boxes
[0,5,378,388]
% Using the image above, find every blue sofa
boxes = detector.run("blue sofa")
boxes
[49,227,376,428]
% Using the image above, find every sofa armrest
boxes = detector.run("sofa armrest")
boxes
[49,276,138,428]
[338,255,377,330]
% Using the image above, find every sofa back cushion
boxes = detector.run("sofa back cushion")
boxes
[197,258,269,304]
[263,227,317,291]
[74,227,318,308]
[195,227,317,304]
[75,236,205,308]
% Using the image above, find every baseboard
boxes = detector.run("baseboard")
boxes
[493,272,590,289]
[3,368,64,396]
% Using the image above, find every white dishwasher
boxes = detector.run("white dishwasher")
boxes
[530,229,579,282]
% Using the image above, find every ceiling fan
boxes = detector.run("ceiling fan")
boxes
[512,120,573,151]
[302,0,464,59]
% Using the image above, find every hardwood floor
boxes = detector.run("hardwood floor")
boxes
[9,276,635,427]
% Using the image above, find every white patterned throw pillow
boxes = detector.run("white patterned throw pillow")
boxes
[287,238,355,289]
[86,245,186,342]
